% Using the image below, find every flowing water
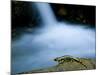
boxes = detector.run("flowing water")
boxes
[34,2,57,26]
[12,2,96,74]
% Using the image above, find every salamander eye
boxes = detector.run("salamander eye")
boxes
[54,59,57,61]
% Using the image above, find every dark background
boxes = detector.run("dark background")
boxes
[11,1,96,39]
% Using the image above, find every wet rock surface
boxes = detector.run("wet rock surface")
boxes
[19,55,96,74]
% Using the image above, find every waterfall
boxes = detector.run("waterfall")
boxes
[34,2,57,26]
[12,2,95,74]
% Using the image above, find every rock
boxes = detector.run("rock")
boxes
[18,55,96,74]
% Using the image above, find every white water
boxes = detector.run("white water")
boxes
[34,2,57,26]
[12,2,96,74]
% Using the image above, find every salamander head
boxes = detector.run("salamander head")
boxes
[54,55,74,61]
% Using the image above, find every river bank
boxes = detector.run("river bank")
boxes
[18,56,96,74]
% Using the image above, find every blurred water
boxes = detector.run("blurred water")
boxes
[12,2,96,74]
[34,2,57,26]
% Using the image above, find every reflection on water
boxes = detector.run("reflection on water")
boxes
[12,22,95,73]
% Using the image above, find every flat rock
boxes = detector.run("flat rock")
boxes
[18,56,96,74]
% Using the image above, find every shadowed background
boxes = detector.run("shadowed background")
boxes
[11,1,96,74]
